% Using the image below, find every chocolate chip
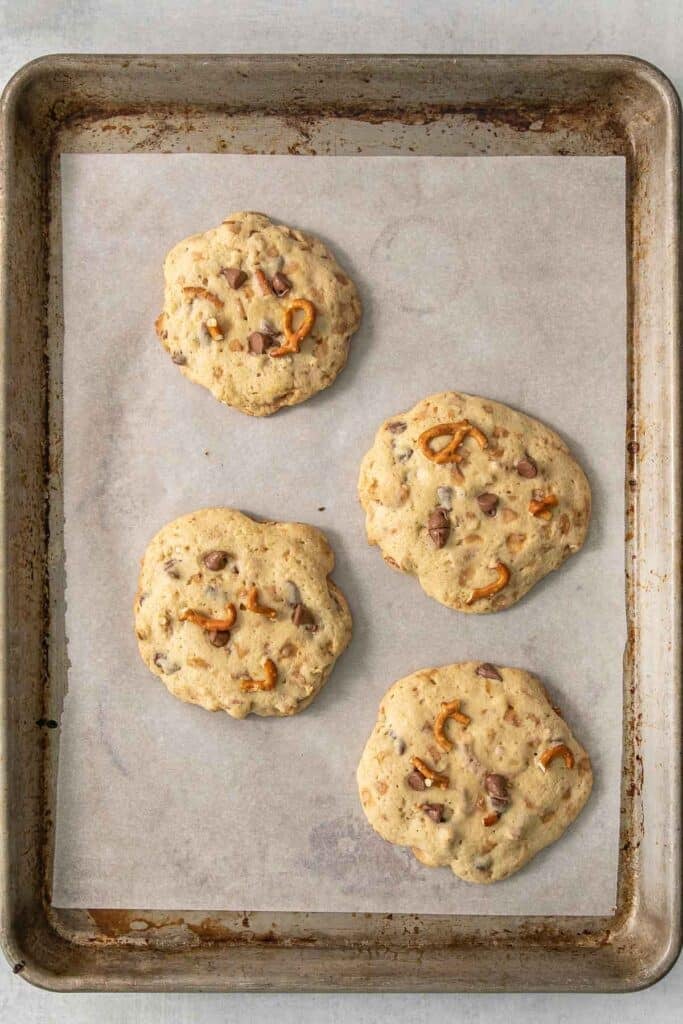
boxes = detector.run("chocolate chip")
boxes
[407,770,426,791]
[203,550,229,571]
[12,961,25,974]
[221,267,246,289]
[427,507,450,549]
[485,773,509,803]
[476,663,502,681]
[396,447,413,463]
[248,331,276,355]
[627,441,640,454]
[271,272,292,297]
[208,629,230,647]
[421,802,445,823]
[476,492,499,516]
[154,653,180,675]
[284,580,301,606]
[387,421,407,434]
[292,603,317,630]
[171,352,187,365]
[36,718,58,729]
[436,486,453,510]
[259,318,281,336]
[516,455,538,478]
[163,558,180,578]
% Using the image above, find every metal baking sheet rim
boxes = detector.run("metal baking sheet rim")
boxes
[0,54,679,992]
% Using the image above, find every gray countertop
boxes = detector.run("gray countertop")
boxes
[1,1,680,1020]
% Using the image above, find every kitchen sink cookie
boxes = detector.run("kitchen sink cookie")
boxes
[358,392,591,612]
[155,211,361,416]
[134,508,352,718]
[357,662,592,883]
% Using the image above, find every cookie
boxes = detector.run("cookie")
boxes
[357,662,592,883]
[134,508,352,718]
[155,211,362,416]
[358,392,591,612]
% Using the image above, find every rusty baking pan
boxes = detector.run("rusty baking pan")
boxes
[0,54,680,992]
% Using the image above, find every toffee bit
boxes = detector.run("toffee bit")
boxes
[483,811,500,827]
[529,494,558,520]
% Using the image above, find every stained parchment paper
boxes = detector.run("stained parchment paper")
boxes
[53,154,625,913]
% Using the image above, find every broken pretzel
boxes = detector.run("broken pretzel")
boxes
[433,699,471,752]
[246,586,277,620]
[467,562,510,605]
[179,604,237,631]
[538,743,575,772]
[410,756,449,789]
[182,286,223,309]
[240,658,278,693]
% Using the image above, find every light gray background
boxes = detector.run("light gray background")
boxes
[1,0,680,1019]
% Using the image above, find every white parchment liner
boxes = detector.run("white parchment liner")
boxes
[53,154,625,913]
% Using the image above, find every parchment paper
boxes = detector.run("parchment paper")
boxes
[53,154,625,913]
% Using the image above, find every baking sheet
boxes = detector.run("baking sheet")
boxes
[53,154,625,914]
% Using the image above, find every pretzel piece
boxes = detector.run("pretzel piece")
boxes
[433,699,471,752]
[538,743,575,772]
[270,298,316,357]
[529,494,558,520]
[179,604,237,631]
[466,562,511,605]
[240,658,278,692]
[182,286,223,309]
[246,586,277,620]
[410,756,449,789]
[418,420,488,465]
[205,317,224,341]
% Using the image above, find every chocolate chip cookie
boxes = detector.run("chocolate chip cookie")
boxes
[358,392,591,612]
[134,508,352,718]
[357,662,593,883]
[155,211,362,416]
